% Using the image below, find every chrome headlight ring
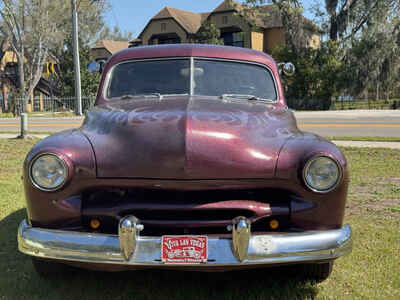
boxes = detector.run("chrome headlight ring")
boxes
[302,155,343,193]
[29,153,70,192]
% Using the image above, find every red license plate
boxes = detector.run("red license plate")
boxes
[161,236,208,264]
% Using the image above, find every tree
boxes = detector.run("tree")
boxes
[243,0,400,108]
[56,34,100,99]
[46,0,109,65]
[319,0,397,41]
[96,24,134,42]
[195,21,224,45]
[273,41,344,109]
[241,0,342,109]
[314,0,400,99]
[0,0,109,115]
[241,0,306,54]
[343,11,400,99]
[0,34,6,62]
[0,0,58,115]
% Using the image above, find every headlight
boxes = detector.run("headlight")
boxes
[30,154,68,191]
[303,156,342,193]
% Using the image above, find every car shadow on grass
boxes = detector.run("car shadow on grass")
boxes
[0,209,319,300]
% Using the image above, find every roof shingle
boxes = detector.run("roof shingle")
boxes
[92,40,129,54]
[212,0,242,13]
[151,7,204,34]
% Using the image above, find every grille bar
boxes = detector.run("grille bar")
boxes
[82,188,291,234]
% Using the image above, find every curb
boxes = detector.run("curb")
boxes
[0,134,49,139]
[331,140,400,150]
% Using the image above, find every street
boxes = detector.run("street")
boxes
[295,110,400,137]
[0,116,83,132]
[0,110,399,137]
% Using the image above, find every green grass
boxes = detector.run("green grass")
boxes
[0,140,399,299]
[329,136,400,142]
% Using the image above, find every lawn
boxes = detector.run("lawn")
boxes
[0,139,399,299]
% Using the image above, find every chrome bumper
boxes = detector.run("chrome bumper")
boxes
[18,219,352,267]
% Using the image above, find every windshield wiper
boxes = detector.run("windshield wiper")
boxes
[221,94,274,102]
[117,93,163,100]
[116,93,189,100]
[161,93,189,97]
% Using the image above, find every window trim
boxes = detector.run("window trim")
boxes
[103,57,279,102]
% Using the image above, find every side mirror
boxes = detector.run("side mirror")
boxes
[88,60,106,73]
[278,62,295,77]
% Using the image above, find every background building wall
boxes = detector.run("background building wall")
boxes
[208,12,237,28]
[251,31,264,51]
[91,49,112,61]
[208,12,251,48]
[0,51,17,69]
[140,19,188,45]
[263,28,285,53]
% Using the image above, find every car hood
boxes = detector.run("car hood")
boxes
[81,96,298,179]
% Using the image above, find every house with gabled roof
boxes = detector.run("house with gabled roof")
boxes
[136,6,209,46]
[0,39,60,113]
[91,40,130,61]
[91,0,321,61]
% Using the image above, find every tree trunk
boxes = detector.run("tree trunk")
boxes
[1,84,8,113]
[376,82,379,101]
[330,15,338,41]
[17,53,27,114]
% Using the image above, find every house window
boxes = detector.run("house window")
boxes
[158,37,180,44]
[161,23,166,31]
[221,31,244,47]
[149,33,181,45]
[222,16,228,24]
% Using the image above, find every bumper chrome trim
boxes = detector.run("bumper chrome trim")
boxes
[231,216,251,262]
[118,216,143,261]
[18,220,352,267]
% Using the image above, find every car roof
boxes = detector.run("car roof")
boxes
[106,44,277,70]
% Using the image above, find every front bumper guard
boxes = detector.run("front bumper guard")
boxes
[18,217,352,267]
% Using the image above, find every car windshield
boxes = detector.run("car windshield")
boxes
[107,59,190,98]
[106,58,277,101]
[193,59,277,100]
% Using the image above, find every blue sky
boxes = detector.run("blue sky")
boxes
[105,0,318,39]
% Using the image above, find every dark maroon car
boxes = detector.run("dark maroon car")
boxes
[18,44,352,280]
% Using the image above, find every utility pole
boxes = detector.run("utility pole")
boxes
[72,0,82,115]
[20,0,27,139]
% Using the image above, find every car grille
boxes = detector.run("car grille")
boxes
[82,188,291,235]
